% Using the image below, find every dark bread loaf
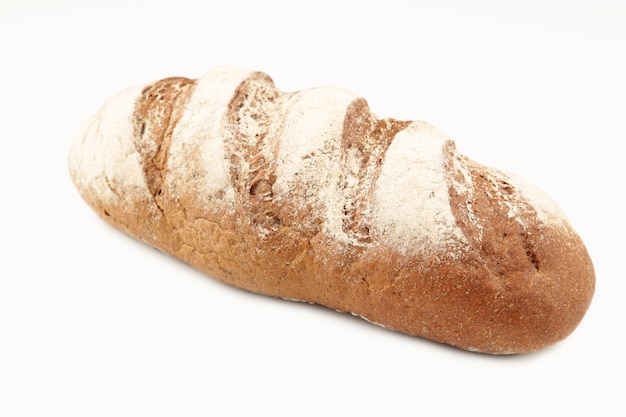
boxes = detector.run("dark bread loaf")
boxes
[69,67,595,354]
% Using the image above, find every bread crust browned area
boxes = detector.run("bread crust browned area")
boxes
[69,67,594,354]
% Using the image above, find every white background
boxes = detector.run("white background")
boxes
[1,0,624,415]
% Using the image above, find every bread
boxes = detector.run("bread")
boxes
[69,66,595,354]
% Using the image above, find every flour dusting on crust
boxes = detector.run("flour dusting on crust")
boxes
[167,67,254,210]
[272,86,360,240]
[69,84,151,206]
[373,121,468,256]
[500,171,570,230]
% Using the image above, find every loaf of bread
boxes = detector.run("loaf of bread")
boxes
[69,67,594,354]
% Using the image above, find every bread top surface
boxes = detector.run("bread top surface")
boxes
[69,66,594,354]
[70,67,573,254]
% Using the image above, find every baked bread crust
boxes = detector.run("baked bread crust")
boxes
[69,67,595,354]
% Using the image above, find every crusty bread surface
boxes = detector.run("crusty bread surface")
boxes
[69,67,595,354]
